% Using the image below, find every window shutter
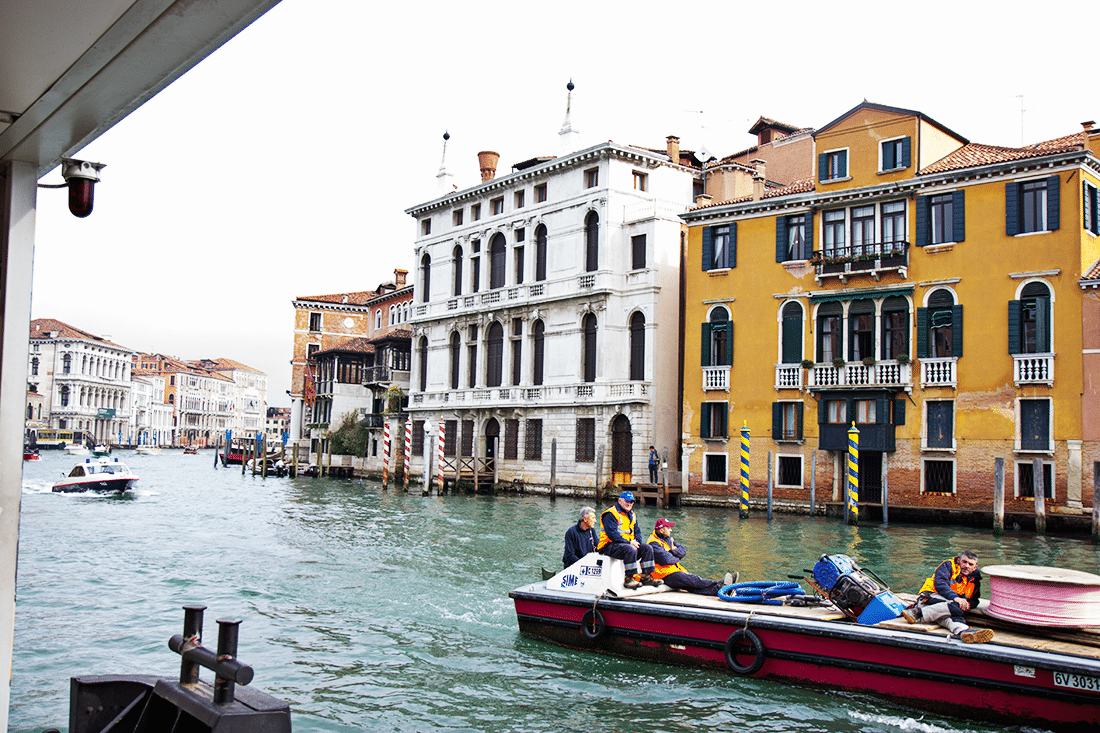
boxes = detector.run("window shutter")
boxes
[876,397,889,425]
[894,399,906,426]
[700,323,712,367]
[916,307,929,358]
[817,398,826,425]
[1006,182,1020,236]
[729,222,738,269]
[901,137,911,168]
[776,216,788,263]
[720,403,728,438]
[796,402,804,440]
[882,142,895,171]
[1047,176,1060,231]
[701,226,714,271]
[1007,300,1022,355]
[838,150,848,177]
[700,403,711,438]
[772,402,781,440]
[1035,297,1050,352]
[1084,184,1093,234]
[1091,185,1100,235]
[915,196,930,246]
[818,153,828,182]
[726,322,734,366]
[781,314,802,364]
[952,304,964,358]
[805,210,814,254]
[952,190,966,242]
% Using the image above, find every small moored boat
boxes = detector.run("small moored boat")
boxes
[23,447,39,461]
[52,457,139,494]
[183,446,198,455]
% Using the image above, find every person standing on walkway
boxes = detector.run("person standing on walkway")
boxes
[597,491,657,589]
[646,518,734,595]
[903,550,994,643]
[648,446,659,484]
[562,506,599,568]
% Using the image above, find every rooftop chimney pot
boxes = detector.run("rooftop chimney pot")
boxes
[1082,120,1096,131]
[666,136,680,163]
[478,151,500,182]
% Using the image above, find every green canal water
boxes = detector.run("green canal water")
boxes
[12,450,1100,732]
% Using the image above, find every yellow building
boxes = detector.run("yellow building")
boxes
[681,102,1100,519]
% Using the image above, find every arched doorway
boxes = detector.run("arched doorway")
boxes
[484,417,499,473]
[610,414,633,486]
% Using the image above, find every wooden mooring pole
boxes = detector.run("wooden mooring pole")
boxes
[766,451,773,522]
[809,449,816,516]
[1033,456,1046,534]
[549,439,557,500]
[993,457,1005,534]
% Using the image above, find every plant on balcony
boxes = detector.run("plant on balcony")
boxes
[862,357,876,366]
[831,357,846,367]
[384,386,407,414]
[800,359,814,369]
[330,411,369,456]
[896,353,911,364]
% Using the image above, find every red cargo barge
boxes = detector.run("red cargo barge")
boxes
[510,554,1100,730]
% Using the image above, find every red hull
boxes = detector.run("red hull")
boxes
[511,589,1100,730]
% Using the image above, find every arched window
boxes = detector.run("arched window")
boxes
[629,312,645,380]
[582,313,597,383]
[450,332,461,390]
[489,233,506,289]
[420,253,431,303]
[62,354,71,374]
[31,357,38,376]
[486,322,504,387]
[702,306,732,367]
[918,289,962,358]
[881,296,909,359]
[375,309,382,330]
[849,300,875,361]
[817,303,842,363]
[532,319,545,386]
[418,336,428,391]
[452,245,463,297]
[389,305,396,325]
[1013,281,1052,354]
[780,301,803,364]
[585,211,599,272]
[60,386,70,406]
[535,224,548,282]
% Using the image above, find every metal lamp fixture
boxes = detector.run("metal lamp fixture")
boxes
[61,158,106,218]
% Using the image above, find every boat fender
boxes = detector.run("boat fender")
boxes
[580,609,606,642]
[724,629,765,675]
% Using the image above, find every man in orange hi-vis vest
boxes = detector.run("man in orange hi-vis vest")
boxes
[647,518,734,596]
[597,491,657,589]
[902,550,994,644]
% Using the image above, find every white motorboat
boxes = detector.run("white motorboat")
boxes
[64,443,90,456]
[52,457,139,494]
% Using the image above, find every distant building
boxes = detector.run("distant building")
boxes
[265,406,290,443]
[130,374,171,446]
[133,353,234,446]
[29,318,134,444]
[193,358,268,438]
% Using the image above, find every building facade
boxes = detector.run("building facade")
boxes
[405,139,701,489]
[681,101,1100,516]
[28,319,134,444]
[193,358,267,438]
[133,353,234,446]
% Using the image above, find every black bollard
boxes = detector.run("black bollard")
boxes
[179,604,206,685]
[214,618,242,705]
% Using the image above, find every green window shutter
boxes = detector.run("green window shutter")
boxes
[700,323,712,367]
[882,142,895,170]
[915,196,930,246]
[776,216,788,263]
[952,190,966,242]
[1084,184,1093,233]
[1006,182,1020,236]
[916,307,929,358]
[1092,185,1100,235]
[796,402,804,440]
[700,403,711,439]
[729,222,738,268]
[1008,300,1022,355]
[952,304,964,358]
[838,150,848,177]
[894,399,906,426]
[726,322,734,366]
[876,397,889,425]
[818,153,828,182]
[772,402,781,440]
[1047,176,1060,231]
[901,137,911,168]
[781,314,801,363]
[719,403,728,438]
[701,226,714,271]
[817,397,826,425]
[1035,297,1050,352]
[805,210,814,252]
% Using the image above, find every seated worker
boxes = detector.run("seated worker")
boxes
[598,491,658,589]
[647,518,734,595]
[903,550,994,643]
[562,506,599,568]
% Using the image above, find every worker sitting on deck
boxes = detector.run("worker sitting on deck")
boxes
[598,491,658,589]
[646,518,735,596]
[903,550,994,644]
[563,506,599,568]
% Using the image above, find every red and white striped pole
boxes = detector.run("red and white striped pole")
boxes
[382,419,391,489]
[437,421,446,494]
[403,419,412,492]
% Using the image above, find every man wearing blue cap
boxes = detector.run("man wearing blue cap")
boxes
[597,491,657,589]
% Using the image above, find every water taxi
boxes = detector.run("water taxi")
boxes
[52,457,139,494]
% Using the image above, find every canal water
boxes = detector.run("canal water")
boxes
[12,450,1100,732]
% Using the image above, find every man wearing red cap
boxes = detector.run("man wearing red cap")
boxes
[597,491,657,589]
[647,518,734,596]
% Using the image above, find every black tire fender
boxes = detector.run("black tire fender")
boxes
[724,628,765,675]
[580,609,606,642]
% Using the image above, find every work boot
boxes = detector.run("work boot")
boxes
[900,607,920,624]
[723,572,733,586]
[955,628,994,644]
[640,573,661,587]
[624,575,642,589]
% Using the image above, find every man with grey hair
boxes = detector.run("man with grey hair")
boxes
[903,550,994,643]
[562,506,599,568]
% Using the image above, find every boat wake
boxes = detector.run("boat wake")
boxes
[847,710,1042,733]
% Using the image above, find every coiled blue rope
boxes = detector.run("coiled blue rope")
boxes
[718,580,806,605]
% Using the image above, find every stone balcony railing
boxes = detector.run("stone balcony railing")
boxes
[774,360,913,390]
[410,380,649,408]
[1014,353,1054,385]
[703,366,730,391]
[920,357,958,388]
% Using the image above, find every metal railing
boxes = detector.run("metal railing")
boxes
[814,241,909,278]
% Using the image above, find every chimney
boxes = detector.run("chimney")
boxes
[667,135,680,163]
[1082,120,1096,131]
[751,158,766,201]
[478,151,499,182]
[394,268,408,287]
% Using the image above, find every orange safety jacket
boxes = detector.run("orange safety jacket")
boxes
[597,505,635,550]
[919,557,977,600]
[646,532,686,580]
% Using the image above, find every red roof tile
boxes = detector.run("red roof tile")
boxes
[920,132,1087,174]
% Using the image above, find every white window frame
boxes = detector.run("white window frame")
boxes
[879,136,907,172]
[920,457,956,495]
[1013,459,1055,500]
[922,399,956,452]
[703,452,728,484]
[633,170,648,191]
[820,147,850,182]
[1014,396,1054,454]
[774,453,804,488]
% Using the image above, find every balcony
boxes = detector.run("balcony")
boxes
[921,357,957,388]
[703,366,730,391]
[806,360,912,390]
[774,364,803,389]
[1014,353,1054,386]
[813,241,908,283]
[409,381,650,409]
[363,365,410,386]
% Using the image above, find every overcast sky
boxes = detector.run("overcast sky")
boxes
[30,0,1097,406]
